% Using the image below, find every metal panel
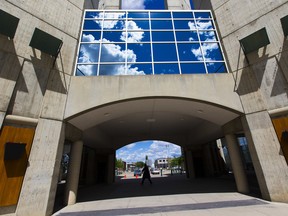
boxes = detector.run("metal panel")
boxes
[0,9,19,39]
[281,15,288,37]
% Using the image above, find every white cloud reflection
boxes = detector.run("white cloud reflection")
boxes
[122,0,146,9]
[78,34,145,75]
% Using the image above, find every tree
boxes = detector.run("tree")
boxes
[135,161,145,168]
[170,156,184,168]
[115,158,124,169]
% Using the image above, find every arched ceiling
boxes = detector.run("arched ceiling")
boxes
[67,97,241,149]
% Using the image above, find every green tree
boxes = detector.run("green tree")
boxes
[170,156,184,168]
[115,158,124,169]
[135,161,144,168]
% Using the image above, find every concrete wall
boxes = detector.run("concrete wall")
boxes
[65,74,243,119]
[0,0,85,215]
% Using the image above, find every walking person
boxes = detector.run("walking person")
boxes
[141,164,152,185]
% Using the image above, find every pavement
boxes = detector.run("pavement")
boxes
[53,171,288,216]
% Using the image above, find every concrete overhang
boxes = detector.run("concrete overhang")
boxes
[65,74,244,149]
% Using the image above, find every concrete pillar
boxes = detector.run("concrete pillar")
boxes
[65,140,83,205]
[242,111,288,202]
[16,119,65,216]
[203,144,214,177]
[225,133,249,194]
[0,111,5,129]
[107,152,115,184]
[185,150,195,179]
[85,150,96,185]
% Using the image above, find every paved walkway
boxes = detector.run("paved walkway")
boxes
[53,173,288,216]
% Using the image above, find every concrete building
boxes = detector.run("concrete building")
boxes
[155,158,169,169]
[0,0,288,215]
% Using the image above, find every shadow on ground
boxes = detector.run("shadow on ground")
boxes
[77,174,238,202]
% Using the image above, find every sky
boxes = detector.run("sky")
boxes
[121,0,194,9]
[116,140,182,164]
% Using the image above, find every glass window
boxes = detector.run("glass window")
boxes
[100,43,126,62]
[126,31,150,42]
[151,20,173,29]
[152,31,174,42]
[199,31,217,41]
[173,12,193,18]
[150,12,171,18]
[126,20,150,30]
[85,12,101,18]
[103,12,126,19]
[202,43,223,61]
[196,20,214,30]
[194,12,212,19]
[81,31,101,42]
[103,19,125,30]
[99,64,126,75]
[180,63,206,74]
[178,43,201,61]
[76,64,98,76]
[154,63,179,74]
[127,12,149,18]
[78,44,100,63]
[102,31,123,42]
[174,20,196,30]
[83,20,102,30]
[128,63,153,75]
[127,43,151,62]
[153,43,177,61]
[206,62,227,73]
[175,31,198,42]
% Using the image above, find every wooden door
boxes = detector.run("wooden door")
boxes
[272,117,288,165]
[0,126,35,207]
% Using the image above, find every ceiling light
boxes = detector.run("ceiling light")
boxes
[146,118,156,123]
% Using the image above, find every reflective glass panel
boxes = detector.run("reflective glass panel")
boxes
[173,12,193,18]
[83,20,102,30]
[81,31,101,42]
[152,31,174,42]
[196,20,214,30]
[103,12,126,19]
[127,43,151,62]
[206,62,227,73]
[194,12,212,19]
[154,63,179,74]
[78,44,100,63]
[180,63,206,74]
[99,64,126,75]
[150,12,171,18]
[103,19,125,30]
[127,12,149,18]
[202,43,223,60]
[85,12,101,18]
[126,20,150,30]
[153,43,177,61]
[128,64,152,75]
[126,31,150,42]
[77,64,98,76]
[178,43,201,61]
[100,43,126,62]
[174,20,196,30]
[151,20,173,29]
[102,31,123,42]
[175,31,198,41]
[199,31,217,41]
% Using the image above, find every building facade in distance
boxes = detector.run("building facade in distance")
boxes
[0,0,288,215]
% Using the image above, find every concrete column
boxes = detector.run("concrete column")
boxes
[16,119,65,216]
[203,144,214,177]
[65,140,83,205]
[0,111,5,129]
[107,152,115,184]
[185,150,195,179]
[225,133,249,194]
[166,0,191,10]
[242,111,288,202]
[85,150,96,185]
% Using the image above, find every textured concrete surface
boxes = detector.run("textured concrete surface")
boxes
[53,173,288,216]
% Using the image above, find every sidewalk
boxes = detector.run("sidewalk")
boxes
[53,173,288,216]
